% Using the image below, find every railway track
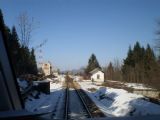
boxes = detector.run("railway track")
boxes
[64,82,69,120]
[64,77,93,120]
[75,88,93,118]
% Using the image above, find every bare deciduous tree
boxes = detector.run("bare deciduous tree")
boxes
[17,12,38,47]
[113,58,123,81]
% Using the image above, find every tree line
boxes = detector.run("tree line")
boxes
[85,44,160,89]
[122,42,160,88]
[104,42,160,89]
[0,9,38,77]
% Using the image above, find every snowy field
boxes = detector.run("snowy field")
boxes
[78,80,160,117]
[24,75,65,119]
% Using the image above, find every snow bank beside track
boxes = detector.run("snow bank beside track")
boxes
[78,81,160,117]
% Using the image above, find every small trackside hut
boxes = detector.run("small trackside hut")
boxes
[90,68,104,83]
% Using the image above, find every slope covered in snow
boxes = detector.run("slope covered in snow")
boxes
[78,81,160,117]
[25,76,65,119]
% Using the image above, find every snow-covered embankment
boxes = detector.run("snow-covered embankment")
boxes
[78,81,160,117]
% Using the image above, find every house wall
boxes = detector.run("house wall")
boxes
[41,63,51,76]
[91,71,104,82]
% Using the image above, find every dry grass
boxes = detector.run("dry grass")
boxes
[88,88,97,92]
[73,81,81,89]
[101,81,134,93]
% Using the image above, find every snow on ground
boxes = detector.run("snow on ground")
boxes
[105,80,153,90]
[125,83,153,90]
[25,75,65,119]
[17,78,29,92]
[78,80,160,117]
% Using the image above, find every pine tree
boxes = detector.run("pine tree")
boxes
[0,9,10,44]
[124,46,134,67]
[122,42,146,83]
[122,42,160,85]
[30,48,38,75]
[122,46,133,81]
[9,26,21,75]
[133,42,143,64]
[85,54,101,74]
[0,9,10,45]
[144,44,156,78]
[133,42,145,83]
[144,45,155,68]
[0,9,5,31]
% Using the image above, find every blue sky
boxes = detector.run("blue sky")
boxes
[0,0,160,70]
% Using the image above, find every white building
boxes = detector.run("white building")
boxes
[90,68,104,82]
[41,62,51,76]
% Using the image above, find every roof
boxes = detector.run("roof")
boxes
[89,68,103,74]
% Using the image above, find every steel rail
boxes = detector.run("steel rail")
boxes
[65,79,92,120]
[74,87,93,118]
[64,82,69,120]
